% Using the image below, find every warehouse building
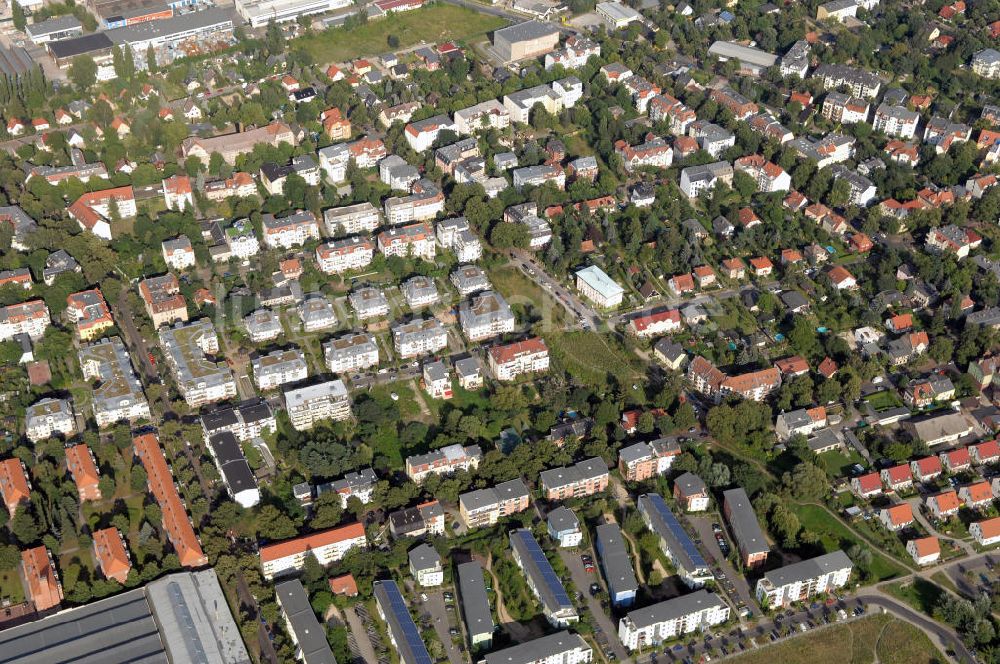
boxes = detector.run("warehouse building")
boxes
[492,21,560,62]
[236,0,352,27]
[0,570,249,663]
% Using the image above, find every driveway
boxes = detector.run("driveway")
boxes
[687,515,760,618]
[417,590,464,664]
[558,549,629,661]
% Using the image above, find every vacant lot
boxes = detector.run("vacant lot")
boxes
[295,5,507,63]
[729,614,943,664]
[790,503,906,581]
[546,331,646,388]
[883,577,947,615]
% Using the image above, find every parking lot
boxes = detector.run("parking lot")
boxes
[687,515,760,617]
[559,548,629,661]
[416,589,464,664]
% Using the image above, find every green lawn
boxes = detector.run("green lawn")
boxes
[727,613,943,664]
[489,265,570,328]
[293,5,507,63]
[0,569,24,605]
[818,448,865,478]
[883,578,947,616]
[864,390,904,411]
[790,503,907,581]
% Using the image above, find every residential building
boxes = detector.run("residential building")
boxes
[261,211,320,249]
[349,286,389,320]
[68,186,136,240]
[911,456,944,483]
[880,503,914,531]
[275,579,337,664]
[723,487,769,568]
[406,443,482,483]
[814,64,882,98]
[618,591,729,650]
[873,104,920,139]
[595,523,638,608]
[422,361,452,399]
[260,523,367,579]
[404,114,457,152]
[908,537,941,566]
[0,457,31,517]
[618,439,680,482]
[679,162,733,198]
[639,493,712,588]
[93,527,131,584]
[244,308,282,343]
[252,348,308,391]
[132,433,207,568]
[324,332,379,374]
[457,561,495,649]
[972,439,1000,465]
[21,546,62,611]
[459,291,515,341]
[65,443,101,502]
[25,397,75,442]
[971,517,1000,547]
[200,398,276,442]
[454,100,511,135]
[65,288,113,340]
[402,276,440,309]
[459,478,531,529]
[78,337,150,427]
[162,175,193,211]
[539,458,609,501]
[298,293,337,332]
[488,337,550,381]
[323,202,380,236]
[547,507,583,548]
[159,319,235,408]
[755,551,853,607]
[687,356,781,403]
[409,543,444,587]
[733,155,791,192]
[378,222,436,260]
[926,490,961,520]
[674,473,710,511]
[0,299,50,341]
[775,406,827,441]
[822,92,870,124]
[575,265,625,308]
[960,481,994,510]
[389,500,446,539]
[182,122,296,165]
[901,412,973,446]
[373,580,435,664]
[283,380,351,431]
[316,236,375,274]
[510,529,578,627]
[484,633,591,664]
[138,274,187,328]
[512,164,566,190]
[392,318,448,358]
[881,464,913,491]
[206,432,260,509]
[383,181,445,226]
[452,265,491,296]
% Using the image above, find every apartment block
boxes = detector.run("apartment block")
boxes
[324,332,379,374]
[283,379,351,430]
[539,457,609,501]
[459,478,531,529]
[618,438,680,481]
[755,550,853,607]
[133,433,207,568]
[406,443,482,484]
[459,290,516,342]
[252,348,308,391]
[260,523,367,579]
[78,337,151,427]
[159,319,236,408]
[488,337,549,381]
[139,274,188,329]
[392,318,448,358]
[25,397,76,442]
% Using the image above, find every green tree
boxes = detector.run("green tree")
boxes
[68,56,97,91]
[12,1,25,31]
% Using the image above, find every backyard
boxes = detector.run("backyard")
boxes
[790,503,908,581]
[818,448,866,478]
[728,613,944,664]
[293,5,507,64]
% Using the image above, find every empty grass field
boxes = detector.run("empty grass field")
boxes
[294,4,507,64]
[728,614,943,664]
[546,330,646,388]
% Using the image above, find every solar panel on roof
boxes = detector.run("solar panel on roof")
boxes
[647,494,707,568]
[513,530,572,608]
[381,581,434,664]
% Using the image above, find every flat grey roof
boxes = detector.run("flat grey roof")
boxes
[722,488,769,557]
[708,41,777,67]
[26,15,82,37]
[595,523,639,599]
[483,632,589,664]
[494,20,559,44]
[457,561,495,638]
[275,579,337,664]
[0,570,249,664]
[761,550,852,587]
[46,32,114,59]
[0,588,166,663]
[622,589,726,630]
[107,7,233,45]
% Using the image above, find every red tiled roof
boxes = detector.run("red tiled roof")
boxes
[133,434,206,568]
[488,337,548,365]
[930,490,961,512]
[329,573,359,596]
[884,503,913,525]
[260,523,366,563]
[93,527,130,584]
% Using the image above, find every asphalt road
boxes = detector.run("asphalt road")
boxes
[509,250,601,330]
